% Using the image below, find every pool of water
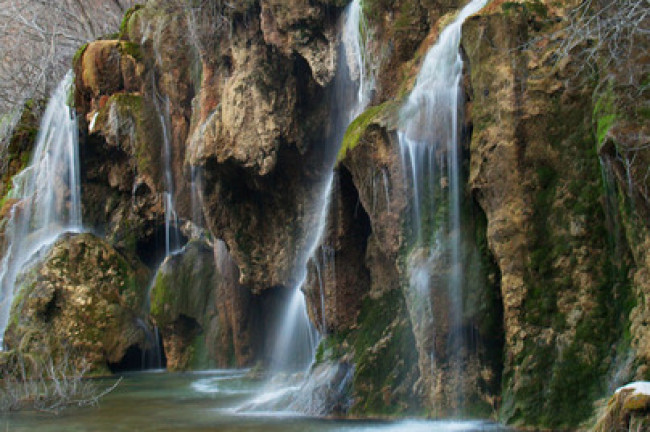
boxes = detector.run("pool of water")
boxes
[1,371,508,431]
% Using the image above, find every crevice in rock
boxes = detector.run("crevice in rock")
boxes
[108,331,167,373]
[108,344,143,373]
[40,292,59,323]
[173,314,202,341]
[135,223,188,269]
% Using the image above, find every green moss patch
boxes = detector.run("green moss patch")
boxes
[338,102,395,163]
[593,82,617,148]
[73,43,89,68]
[119,41,143,62]
[149,269,170,320]
[119,4,144,39]
[348,289,419,416]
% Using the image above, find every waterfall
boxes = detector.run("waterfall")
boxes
[397,0,487,411]
[144,76,182,369]
[0,72,82,346]
[268,0,372,375]
[190,166,205,230]
[153,86,181,257]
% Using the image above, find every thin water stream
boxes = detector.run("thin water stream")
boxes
[151,82,181,257]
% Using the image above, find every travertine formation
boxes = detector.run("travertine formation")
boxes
[1,0,648,429]
[4,233,150,373]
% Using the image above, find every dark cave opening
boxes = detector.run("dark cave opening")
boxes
[108,328,167,373]
[136,223,189,269]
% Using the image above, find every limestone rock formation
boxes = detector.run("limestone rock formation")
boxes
[150,240,218,370]
[186,39,334,293]
[259,0,342,86]
[330,82,502,416]
[74,35,171,264]
[28,0,650,429]
[212,239,260,367]
[78,0,353,296]
[594,383,650,432]
[462,1,648,428]
[4,233,151,374]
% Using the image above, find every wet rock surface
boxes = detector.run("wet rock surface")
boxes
[594,383,650,432]
[149,240,219,370]
[6,0,647,428]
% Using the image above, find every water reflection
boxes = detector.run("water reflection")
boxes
[1,371,508,431]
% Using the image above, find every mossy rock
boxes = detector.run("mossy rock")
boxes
[4,233,151,374]
[119,5,145,40]
[594,385,650,432]
[593,80,617,148]
[149,240,221,371]
[119,41,143,62]
[93,93,160,180]
[73,43,90,69]
[149,240,217,326]
[1,101,40,197]
[338,101,399,163]
[347,288,420,416]
[78,40,124,97]
[307,289,420,417]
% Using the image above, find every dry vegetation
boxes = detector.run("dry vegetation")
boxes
[0,0,138,123]
[174,0,233,63]
[0,348,121,413]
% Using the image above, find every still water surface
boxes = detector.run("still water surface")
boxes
[1,370,508,431]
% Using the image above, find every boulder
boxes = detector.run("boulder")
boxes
[593,383,650,432]
[4,232,151,374]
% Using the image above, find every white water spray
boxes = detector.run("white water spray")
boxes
[0,72,82,346]
[269,0,373,375]
[398,0,488,411]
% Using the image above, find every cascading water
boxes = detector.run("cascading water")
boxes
[397,0,488,412]
[237,0,373,413]
[190,166,205,231]
[313,244,335,332]
[152,84,181,257]
[144,58,185,368]
[268,0,372,376]
[0,72,82,346]
[598,157,635,392]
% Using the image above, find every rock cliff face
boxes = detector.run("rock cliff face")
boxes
[461,1,648,427]
[72,0,356,367]
[149,238,260,370]
[315,0,647,426]
[184,2,344,294]
[3,0,649,429]
[75,37,169,265]
[329,64,502,417]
